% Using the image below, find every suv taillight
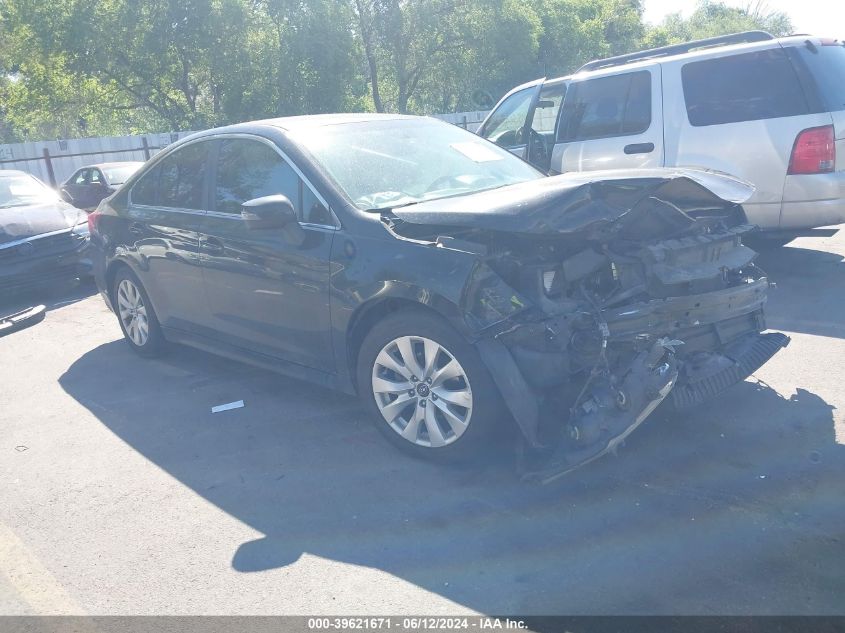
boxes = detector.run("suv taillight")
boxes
[788,125,835,175]
[87,210,102,236]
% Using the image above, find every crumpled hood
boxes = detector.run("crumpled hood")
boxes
[0,201,85,245]
[388,168,755,235]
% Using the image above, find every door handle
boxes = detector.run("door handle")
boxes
[200,237,225,255]
[623,142,655,155]
[128,222,144,235]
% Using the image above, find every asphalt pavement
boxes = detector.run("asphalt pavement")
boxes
[1,231,844,615]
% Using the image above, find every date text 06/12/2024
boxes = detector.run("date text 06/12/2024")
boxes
[307,618,528,630]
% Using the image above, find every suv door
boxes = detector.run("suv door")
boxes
[125,140,213,331]
[198,136,335,371]
[478,83,542,161]
[525,80,568,172]
[551,65,663,173]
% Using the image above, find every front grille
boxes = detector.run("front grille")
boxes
[0,230,84,263]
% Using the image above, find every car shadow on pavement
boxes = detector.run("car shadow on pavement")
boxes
[756,245,845,340]
[0,278,97,316]
[58,338,845,614]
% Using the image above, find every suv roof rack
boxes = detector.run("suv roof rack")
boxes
[576,30,774,73]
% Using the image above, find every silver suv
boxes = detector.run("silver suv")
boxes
[479,31,845,237]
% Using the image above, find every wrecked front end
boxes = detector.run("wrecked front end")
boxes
[386,170,790,481]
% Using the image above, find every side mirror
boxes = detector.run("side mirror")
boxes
[241,195,297,230]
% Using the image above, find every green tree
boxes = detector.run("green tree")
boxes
[643,0,792,48]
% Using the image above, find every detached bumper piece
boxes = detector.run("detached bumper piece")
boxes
[670,332,791,409]
[523,340,679,484]
[0,305,46,338]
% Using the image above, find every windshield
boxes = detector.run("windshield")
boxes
[290,119,541,210]
[103,164,142,185]
[0,173,59,208]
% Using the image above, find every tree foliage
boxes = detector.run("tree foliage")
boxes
[0,0,794,142]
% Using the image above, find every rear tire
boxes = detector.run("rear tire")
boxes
[112,267,166,358]
[356,310,505,464]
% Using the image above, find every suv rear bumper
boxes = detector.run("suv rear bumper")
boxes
[779,171,845,230]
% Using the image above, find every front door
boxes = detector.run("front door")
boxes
[551,64,664,173]
[198,136,335,371]
[478,83,542,161]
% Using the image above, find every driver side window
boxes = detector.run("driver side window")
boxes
[480,87,535,148]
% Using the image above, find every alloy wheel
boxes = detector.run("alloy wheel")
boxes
[117,278,149,347]
[371,335,473,448]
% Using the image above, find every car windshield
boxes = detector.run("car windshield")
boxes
[0,173,58,209]
[102,164,142,185]
[290,119,542,210]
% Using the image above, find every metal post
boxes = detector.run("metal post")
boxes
[42,148,57,187]
[141,137,151,160]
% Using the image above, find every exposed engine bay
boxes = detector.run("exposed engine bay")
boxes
[383,169,790,481]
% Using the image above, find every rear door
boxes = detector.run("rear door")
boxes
[198,136,336,371]
[125,140,213,330]
[551,64,664,172]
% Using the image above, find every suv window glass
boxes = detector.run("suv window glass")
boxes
[530,83,567,134]
[795,42,845,113]
[481,87,535,147]
[682,49,810,126]
[158,142,210,209]
[558,71,651,142]
[214,139,300,214]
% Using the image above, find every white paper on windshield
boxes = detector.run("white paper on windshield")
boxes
[450,142,503,163]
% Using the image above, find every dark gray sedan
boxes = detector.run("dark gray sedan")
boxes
[88,114,788,479]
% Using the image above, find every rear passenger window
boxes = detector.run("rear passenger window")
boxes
[158,143,210,209]
[682,49,810,126]
[558,71,651,142]
[130,142,212,208]
[794,42,845,113]
[214,139,299,214]
[130,167,159,206]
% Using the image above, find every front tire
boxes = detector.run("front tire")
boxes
[112,268,166,358]
[356,310,504,463]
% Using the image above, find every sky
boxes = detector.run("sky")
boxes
[642,0,845,37]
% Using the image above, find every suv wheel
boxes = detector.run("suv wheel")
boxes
[113,268,166,357]
[357,310,504,462]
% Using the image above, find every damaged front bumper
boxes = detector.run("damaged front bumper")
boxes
[471,228,790,481]
[386,169,790,478]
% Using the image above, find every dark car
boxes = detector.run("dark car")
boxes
[60,161,143,211]
[89,114,788,478]
[0,170,92,294]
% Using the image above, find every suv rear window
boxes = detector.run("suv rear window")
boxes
[682,49,810,126]
[794,42,845,113]
[558,71,651,142]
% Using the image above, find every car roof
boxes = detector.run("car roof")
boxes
[210,112,422,135]
[84,161,144,170]
[570,34,840,78]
